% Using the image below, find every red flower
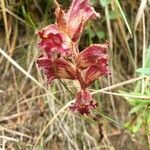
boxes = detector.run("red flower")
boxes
[76,43,109,87]
[38,25,72,57]
[77,43,109,69]
[38,0,100,57]
[83,57,110,86]
[37,55,76,83]
[70,90,97,115]
[55,0,100,42]
[66,0,100,41]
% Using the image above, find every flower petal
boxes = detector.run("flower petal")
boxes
[37,55,76,83]
[37,55,52,67]
[54,1,69,34]
[54,58,77,79]
[77,43,109,69]
[83,57,110,86]
[70,89,97,115]
[37,55,56,83]
[67,0,100,41]
[38,24,72,56]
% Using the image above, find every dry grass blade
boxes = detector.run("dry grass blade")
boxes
[0,90,4,93]
[0,111,29,122]
[134,0,147,31]
[92,76,147,93]
[0,48,46,91]
[18,92,57,105]
[32,100,75,150]
[0,136,18,142]
[0,126,31,139]
[3,22,18,77]
[114,0,133,36]
[97,91,150,100]
[0,0,11,49]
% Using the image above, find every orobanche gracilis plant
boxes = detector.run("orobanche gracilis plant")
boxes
[37,0,110,115]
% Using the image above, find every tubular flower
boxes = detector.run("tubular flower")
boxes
[38,25,72,56]
[83,57,110,86]
[76,44,109,87]
[54,58,77,80]
[55,0,100,42]
[38,0,100,57]
[66,0,100,41]
[37,55,76,83]
[77,43,109,69]
[37,0,110,115]
[70,90,98,115]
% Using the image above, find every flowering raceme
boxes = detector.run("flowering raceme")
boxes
[37,0,110,115]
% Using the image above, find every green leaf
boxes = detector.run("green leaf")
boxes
[96,31,105,39]
[142,108,150,127]
[132,118,142,133]
[126,98,150,105]
[109,11,117,20]
[124,122,131,129]
[129,104,144,114]
[136,67,150,75]
[147,112,150,125]
[87,26,96,38]
[100,0,111,7]
[109,10,122,20]
[118,91,150,105]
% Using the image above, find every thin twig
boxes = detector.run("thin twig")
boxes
[58,79,75,97]
[0,48,47,92]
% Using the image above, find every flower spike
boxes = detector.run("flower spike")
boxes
[37,0,110,115]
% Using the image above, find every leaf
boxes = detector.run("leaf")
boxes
[129,104,144,114]
[147,111,150,125]
[100,0,111,7]
[96,31,105,39]
[109,10,117,19]
[132,117,142,133]
[89,30,96,38]
[136,67,150,75]
[118,91,150,105]
[126,98,150,106]
[143,109,150,125]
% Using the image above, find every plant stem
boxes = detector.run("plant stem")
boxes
[114,0,133,36]
[58,79,75,97]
